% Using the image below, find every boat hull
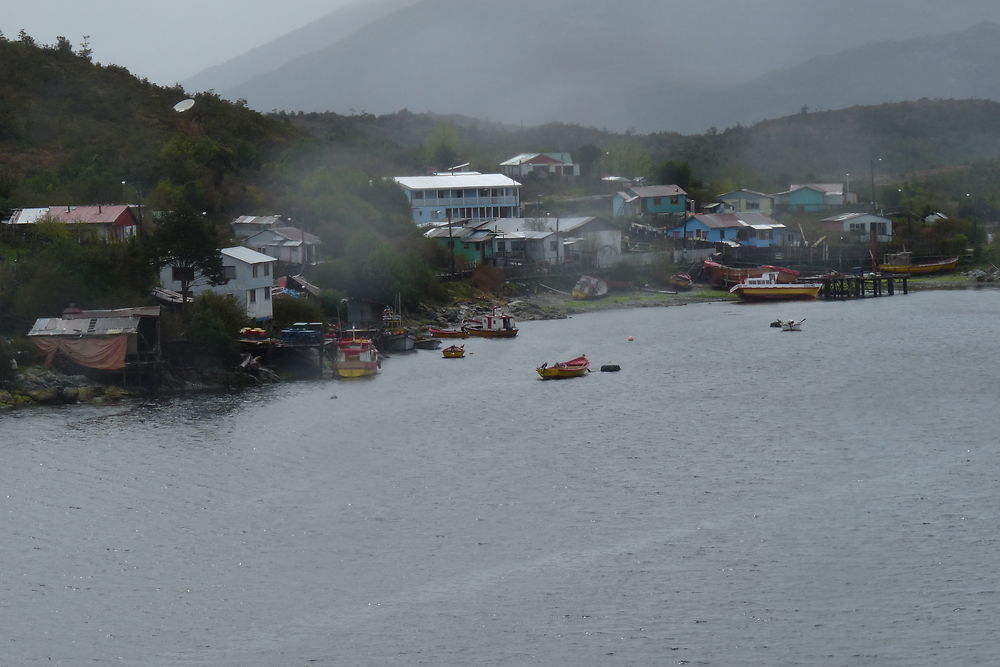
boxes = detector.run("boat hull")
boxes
[463,326,518,338]
[442,345,465,358]
[428,327,467,338]
[703,260,799,287]
[536,355,590,379]
[878,257,958,274]
[731,284,822,301]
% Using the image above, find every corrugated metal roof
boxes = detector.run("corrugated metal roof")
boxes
[232,215,284,226]
[45,205,132,224]
[29,315,143,337]
[4,208,50,224]
[394,173,521,190]
[222,246,277,264]
[628,185,687,197]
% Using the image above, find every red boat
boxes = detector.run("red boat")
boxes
[462,307,518,338]
[702,259,799,287]
[428,326,468,338]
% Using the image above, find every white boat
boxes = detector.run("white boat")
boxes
[730,272,823,301]
[771,318,805,331]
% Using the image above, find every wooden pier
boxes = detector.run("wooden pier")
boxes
[819,274,908,299]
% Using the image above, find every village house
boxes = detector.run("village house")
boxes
[718,189,774,214]
[422,220,497,267]
[612,185,688,221]
[243,226,322,267]
[158,246,277,321]
[819,212,893,242]
[3,205,138,241]
[665,212,797,248]
[499,152,579,180]
[772,183,855,212]
[230,214,287,239]
[393,172,522,226]
[490,216,622,267]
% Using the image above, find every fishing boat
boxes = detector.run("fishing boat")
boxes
[536,355,590,379]
[331,333,380,378]
[462,307,518,338]
[572,275,609,299]
[730,272,823,301]
[703,258,800,287]
[378,302,416,352]
[669,272,693,291]
[428,326,468,338]
[878,252,959,275]
[442,344,465,358]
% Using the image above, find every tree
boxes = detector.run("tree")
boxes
[146,209,225,306]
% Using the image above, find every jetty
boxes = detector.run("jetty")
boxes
[817,274,907,299]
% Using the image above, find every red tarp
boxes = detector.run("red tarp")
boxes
[31,335,129,370]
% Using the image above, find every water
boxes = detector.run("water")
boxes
[2,289,999,665]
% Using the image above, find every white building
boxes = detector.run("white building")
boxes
[243,226,322,266]
[819,212,893,242]
[393,172,521,226]
[159,246,277,321]
[490,216,622,267]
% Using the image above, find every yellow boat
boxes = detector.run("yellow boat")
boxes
[442,344,465,358]
[536,355,590,379]
[878,252,959,274]
[729,272,823,301]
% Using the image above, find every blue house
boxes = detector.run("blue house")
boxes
[613,185,687,218]
[665,213,793,248]
[772,183,849,212]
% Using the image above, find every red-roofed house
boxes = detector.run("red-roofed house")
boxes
[44,205,138,241]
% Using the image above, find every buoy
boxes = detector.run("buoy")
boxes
[600,364,621,372]
[627,336,634,342]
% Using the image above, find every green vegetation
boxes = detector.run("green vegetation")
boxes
[1,31,996,356]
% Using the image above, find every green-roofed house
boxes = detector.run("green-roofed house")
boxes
[499,152,579,180]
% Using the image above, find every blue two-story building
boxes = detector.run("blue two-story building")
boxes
[665,213,794,248]
[613,185,687,218]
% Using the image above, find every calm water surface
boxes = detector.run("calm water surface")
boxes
[2,289,999,665]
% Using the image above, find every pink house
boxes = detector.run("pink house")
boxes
[45,205,138,241]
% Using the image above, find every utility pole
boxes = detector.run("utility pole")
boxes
[448,209,455,276]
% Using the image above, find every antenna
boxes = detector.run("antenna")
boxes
[173,98,196,113]
[448,162,470,173]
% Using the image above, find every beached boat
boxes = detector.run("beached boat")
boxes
[703,258,800,287]
[442,344,465,358]
[878,252,959,275]
[536,355,590,379]
[428,326,468,338]
[331,333,380,378]
[572,275,609,299]
[669,272,693,291]
[730,272,823,301]
[463,307,518,338]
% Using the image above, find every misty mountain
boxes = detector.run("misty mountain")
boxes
[185,0,1000,133]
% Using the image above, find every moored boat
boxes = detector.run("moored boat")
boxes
[572,275,609,299]
[730,272,823,301]
[442,344,465,358]
[332,333,380,378]
[463,307,518,338]
[669,272,693,291]
[878,252,959,275]
[536,354,590,379]
[428,326,468,338]
[703,258,800,287]
[413,336,442,349]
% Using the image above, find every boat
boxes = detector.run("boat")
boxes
[771,318,806,331]
[572,275,608,299]
[378,302,415,352]
[428,326,468,338]
[729,272,823,301]
[669,272,693,291]
[536,355,590,379]
[331,332,380,378]
[413,336,442,350]
[462,307,518,338]
[878,252,959,275]
[703,258,800,287]
[442,344,465,358]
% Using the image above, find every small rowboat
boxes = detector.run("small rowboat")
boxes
[428,326,468,338]
[442,344,465,358]
[536,354,590,379]
[669,272,693,291]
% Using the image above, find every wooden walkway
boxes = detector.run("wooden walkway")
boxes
[819,274,908,299]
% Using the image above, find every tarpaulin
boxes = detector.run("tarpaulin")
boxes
[31,335,129,370]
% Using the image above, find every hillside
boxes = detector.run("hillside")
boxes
[191,0,1000,133]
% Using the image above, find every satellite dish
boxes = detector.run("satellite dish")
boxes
[173,98,196,113]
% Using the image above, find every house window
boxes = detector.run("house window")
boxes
[264,287,271,301]
[438,190,448,199]
[413,191,424,200]
[221,266,236,283]
[252,264,259,278]
[453,189,464,198]
[172,266,195,282]
[670,195,679,205]
[747,201,760,210]
[479,188,489,197]
[849,223,865,233]
[249,288,257,304]
[549,241,558,251]
[873,222,888,236]
[264,263,270,276]
[653,197,662,206]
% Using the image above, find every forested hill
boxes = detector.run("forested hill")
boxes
[4,34,1000,219]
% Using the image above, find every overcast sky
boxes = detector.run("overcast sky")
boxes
[2,0,349,85]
